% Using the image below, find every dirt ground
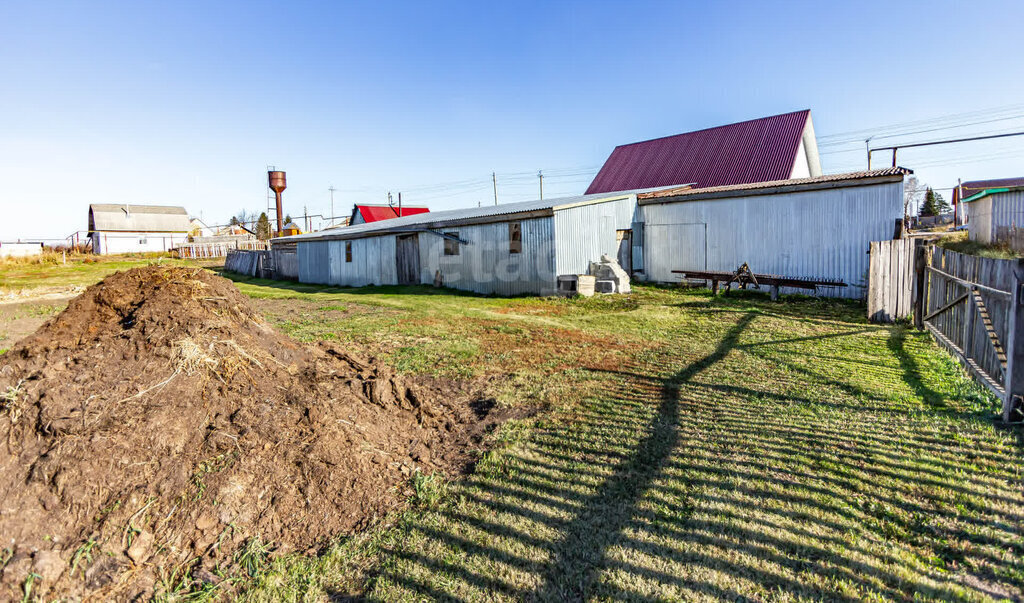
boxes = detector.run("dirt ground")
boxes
[0,267,516,600]
[0,294,76,352]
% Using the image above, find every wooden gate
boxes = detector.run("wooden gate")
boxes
[396,234,420,285]
[921,247,1024,421]
[868,238,918,322]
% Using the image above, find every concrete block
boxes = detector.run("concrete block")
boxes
[576,275,596,297]
[589,254,631,294]
[595,280,616,294]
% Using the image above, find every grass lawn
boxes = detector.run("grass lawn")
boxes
[0,254,218,292]
[219,274,1023,602]
[3,262,1022,601]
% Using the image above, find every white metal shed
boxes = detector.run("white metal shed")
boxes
[636,168,909,298]
[279,190,660,295]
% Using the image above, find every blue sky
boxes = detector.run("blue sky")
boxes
[2,0,1023,240]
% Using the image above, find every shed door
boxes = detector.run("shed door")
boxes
[616,229,632,273]
[396,234,420,285]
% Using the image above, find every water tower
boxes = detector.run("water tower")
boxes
[268,170,287,236]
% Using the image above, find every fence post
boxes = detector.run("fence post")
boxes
[913,242,927,329]
[1003,259,1024,422]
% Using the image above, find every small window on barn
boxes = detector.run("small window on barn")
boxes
[443,232,459,256]
[345,241,352,263]
[509,222,522,254]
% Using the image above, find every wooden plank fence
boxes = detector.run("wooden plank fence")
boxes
[922,247,1014,402]
[867,238,917,322]
[224,248,299,281]
[869,241,1024,422]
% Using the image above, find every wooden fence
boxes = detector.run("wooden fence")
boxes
[224,249,299,281]
[867,238,918,322]
[175,239,268,259]
[869,242,1024,422]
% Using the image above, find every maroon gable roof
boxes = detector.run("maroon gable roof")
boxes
[586,110,811,195]
[952,177,1024,205]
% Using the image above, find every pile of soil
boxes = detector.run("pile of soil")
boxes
[0,267,510,600]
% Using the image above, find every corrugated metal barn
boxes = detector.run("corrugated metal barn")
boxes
[964,184,1024,250]
[283,191,650,295]
[637,168,908,298]
[274,169,907,299]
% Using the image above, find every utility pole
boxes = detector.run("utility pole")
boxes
[303,205,309,232]
[950,180,958,227]
[328,185,336,226]
[492,172,498,205]
[538,170,544,200]
[865,138,872,170]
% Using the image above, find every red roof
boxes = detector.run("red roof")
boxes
[586,110,812,194]
[354,204,430,223]
[952,177,1024,205]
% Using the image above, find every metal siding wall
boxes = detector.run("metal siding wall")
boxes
[92,232,185,255]
[553,197,639,275]
[641,181,903,298]
[991,191,1024,245]
[298,241,330,284]
[968,197,993,243]
[419,217,557,295]
[298,237,397,286]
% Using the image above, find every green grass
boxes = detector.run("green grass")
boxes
[0,254,214,291]
[938,231,1024,260]
[6,262,1022,600]
[214,276,1024,602]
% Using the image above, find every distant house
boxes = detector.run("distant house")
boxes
[0,242,44,258]
[88,204,192,255]
[350,204,430,225]
[586,110,822,194]
[280,222,302,236]
[953,177,1024,207]
[962,180,1024,250]
[189,217,214,238]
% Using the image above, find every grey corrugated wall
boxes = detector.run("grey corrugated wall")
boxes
[991,191,1024,248]
[553,196,639,275]
[968,197,993,243]
[639,181,903,298]
[419,217,557,295]
[297,236,397,286]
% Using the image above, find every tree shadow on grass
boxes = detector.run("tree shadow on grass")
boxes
[886,323,950,409]
[528,312,757,600]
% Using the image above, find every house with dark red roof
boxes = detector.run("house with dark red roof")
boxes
[586,110,822,195]
[958,177,1024,249]
[350,204,430,225]
[952,177,1024,206]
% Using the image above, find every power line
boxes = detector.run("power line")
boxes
[817,103,1024,145]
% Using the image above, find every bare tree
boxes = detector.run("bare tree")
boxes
[233,209,259,229]
[903,176,925,222]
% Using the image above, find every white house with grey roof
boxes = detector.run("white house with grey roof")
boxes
[88,204,192,255]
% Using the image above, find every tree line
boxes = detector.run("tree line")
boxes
[903,176,952,218]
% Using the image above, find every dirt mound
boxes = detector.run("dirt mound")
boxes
[0,267,509,600]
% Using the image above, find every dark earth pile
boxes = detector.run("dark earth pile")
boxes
[0,266,509,600]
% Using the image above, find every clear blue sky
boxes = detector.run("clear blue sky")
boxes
[3,0,1023,240]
